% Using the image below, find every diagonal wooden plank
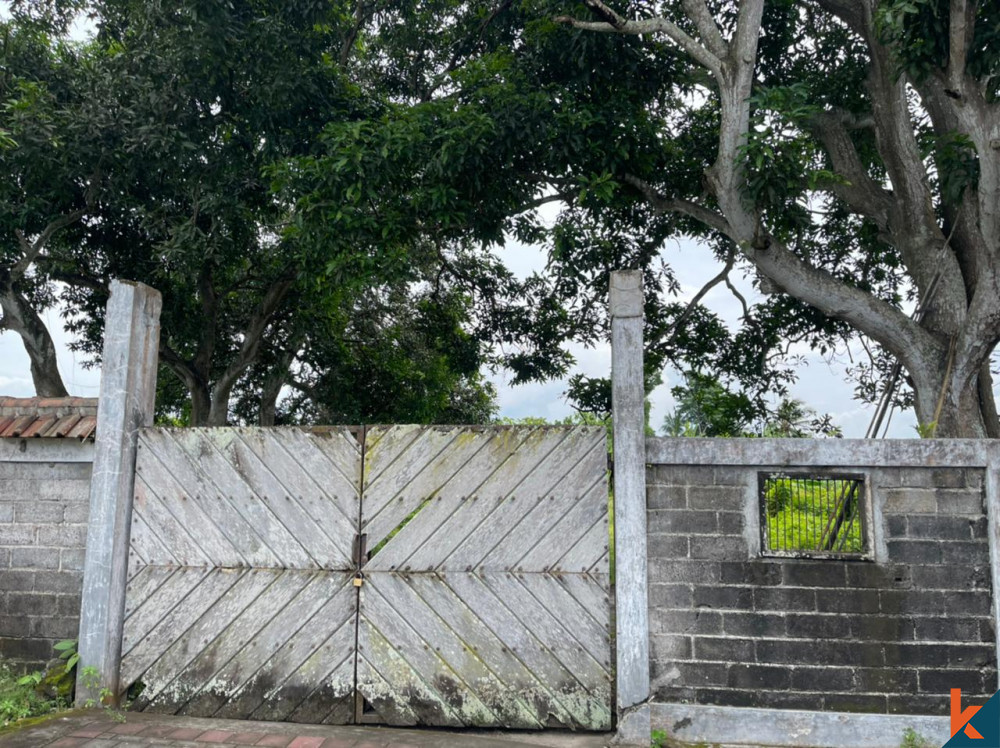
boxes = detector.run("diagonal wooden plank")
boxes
[211,574,356,720]
[167,429,319,569]
[356,624,460,727]
[483,572,611,682]
[122,567,211,658]
[124,566,177,621]
[133,568,281,711]
[481,448,606,572]
[547,509,611,574]
[443,428,602,571]
[361,427,463,543]
[185,572,348,718]
[353,651,422,727]
[554,573,612,635]
[140,430,282,568]
[512,475,608,572]
[427,428,573,571]
[232,429,356,567]
[367,572,541,728]
[121,569,243,688]
[400,428,538,571]
[247,598,357,724]
[302,656,357,726]
[276,429,360,523]
[399,573,556,729]
[134,472,241,570]
[218,430,351,569]
[516,573,611,667]
[363,428,494,566]
[361,424,424,490]
[439,571,611,730]
[127,512,176,568]
[133,477,214,568]
[144,569,317,715]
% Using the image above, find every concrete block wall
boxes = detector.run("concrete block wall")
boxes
[647,460,996,715]
[0,447,92,668]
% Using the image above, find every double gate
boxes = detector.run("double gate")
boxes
[120,425,611,730]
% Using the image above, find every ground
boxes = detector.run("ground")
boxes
[0,710,612,748]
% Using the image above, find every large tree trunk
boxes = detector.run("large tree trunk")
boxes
[559,0,1000,438]
[0,286,69,398]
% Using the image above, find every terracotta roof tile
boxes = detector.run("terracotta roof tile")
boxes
[21,416,56,438]
[66,415,97,440]
[0,396,98,440]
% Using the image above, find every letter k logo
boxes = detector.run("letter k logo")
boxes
[952,689,984,740]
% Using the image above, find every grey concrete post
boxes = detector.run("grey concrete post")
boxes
[77,281,161,705]
[985,443,1000,691]
[610,270,650,743]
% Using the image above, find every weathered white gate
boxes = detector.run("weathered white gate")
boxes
[121,425,611,730]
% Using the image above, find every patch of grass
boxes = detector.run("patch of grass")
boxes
[764,477,863,553]
[0,662,67,728]
[900,727,934,748]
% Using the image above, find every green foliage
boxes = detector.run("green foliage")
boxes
[764,477,863,553]
[900,727,934,748]
[662,371,760,437]
[877,0,1000,100]
[0,660,67,728]
[662,372,841,438]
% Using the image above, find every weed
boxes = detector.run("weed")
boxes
[900,727,934,748]
[0,661,66,728]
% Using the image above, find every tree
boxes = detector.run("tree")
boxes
[661,370,758,436]
[0,9,98,395]
[551,0,1000,437]
[661,371,842,437]
[2,1,498,426]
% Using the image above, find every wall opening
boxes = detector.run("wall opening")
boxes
[759,472,870,559]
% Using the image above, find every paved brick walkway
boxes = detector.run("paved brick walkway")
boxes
[0,710,610,748]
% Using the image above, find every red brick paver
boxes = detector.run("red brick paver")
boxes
[195,730,238,743]
[168,727,208,740]
[288,737,326,748]
[231,733,267,745]
[69,726,106,738]
[318,739,356,748]
[109,723,148,735]
[253,736,295,748]
[253,736,296,747]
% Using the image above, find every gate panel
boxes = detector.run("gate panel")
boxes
[122,427,361,720]
[357,425,611,730]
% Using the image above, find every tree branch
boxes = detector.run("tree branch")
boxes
[665,248,737,345]
[554,0,723,77]
[623,173,735,238]
[12,209,86,278]
[680,0,727,58]
[808,109,892,228]
[213,276,296,399]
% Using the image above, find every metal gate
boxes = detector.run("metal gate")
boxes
[121,425,611,730]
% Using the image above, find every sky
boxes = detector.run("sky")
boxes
[0,3,917,436]
[0,240,915,437]
[484,237,916,438]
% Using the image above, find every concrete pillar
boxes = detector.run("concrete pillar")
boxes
[610,270,650,743]
[77,281,161,704]
[985,443,1000,691]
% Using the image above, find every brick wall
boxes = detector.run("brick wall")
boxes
[647,462,996,715]
[0,449,92,669]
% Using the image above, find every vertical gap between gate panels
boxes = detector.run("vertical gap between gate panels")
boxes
[353,425,367,724]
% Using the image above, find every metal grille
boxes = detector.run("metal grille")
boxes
[759,472,867,558]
